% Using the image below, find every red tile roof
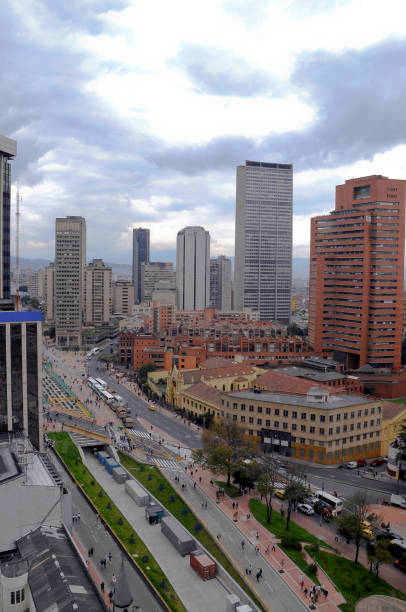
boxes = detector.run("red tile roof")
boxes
[199,357,236,369]
[255,369,331,395]
[182,364,256,385]
[184,382,223,405]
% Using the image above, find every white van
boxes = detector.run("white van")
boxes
[346,461,358,470]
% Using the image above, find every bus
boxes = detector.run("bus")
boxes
[87,377,98,390]
[96,378,107,389]
[100,389,114,405]
[111,395,127,409]
[316,490,343,515]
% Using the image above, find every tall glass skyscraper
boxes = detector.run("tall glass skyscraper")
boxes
[132,228,150,303]
[234,161,293,323]
[0,134,17,300]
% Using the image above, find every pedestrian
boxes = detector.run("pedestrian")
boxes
[199,476,202,483]
[255,546,259,556]
[108,591,113,602]
[256,571,260,582]
[232,502,235,510]
[217,534,221,541]
[100,559,104,569]
[249,563,252,575]
[108,552,112,563]
[111,574,117,586]
[298,574,303,589]
[77,512,81,521]
[334,535,339,542]
[88,548,92,558]
[100,582,104,593]
[265,545,270,554]
[255,531,259,540]
[272,544,276,552]
[235,501,238,509]
[241,540,245,550]
[304,587,308,597]
[258,568,262,579]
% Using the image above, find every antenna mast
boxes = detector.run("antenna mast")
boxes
[15,184,22,311]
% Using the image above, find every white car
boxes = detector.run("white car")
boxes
[297,503,315,515]
[346,461,358,469]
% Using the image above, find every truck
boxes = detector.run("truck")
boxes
[390,494,406,508]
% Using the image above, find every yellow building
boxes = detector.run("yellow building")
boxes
[166,359,262,408]
[380,401,406,457]
[180,382,384,465]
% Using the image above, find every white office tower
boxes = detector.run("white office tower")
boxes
[176,226,210,310]
[55,216,86,347]
[234,161,293,323]
[210,256,232,311]
[85,258,112,325]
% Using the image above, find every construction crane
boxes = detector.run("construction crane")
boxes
[15,184,22,311]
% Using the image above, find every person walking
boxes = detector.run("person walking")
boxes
[108,591,113,603]
[108,552,112,563]
[241,540,245,550]
[100,582,104,593]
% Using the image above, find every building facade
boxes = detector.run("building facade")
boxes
[0,135,17,300]
[0,311,42,450]
[234,161,293,323]
[309,175,406,370]
[27,269,45,300]
[210,256,232,311]
[176,226,210,310]
[132,228,150,303]
[112,281,134,316]
[54,216,86,347]
[44,263,55,324]
[141,262,175,302]
[85,258,112,325]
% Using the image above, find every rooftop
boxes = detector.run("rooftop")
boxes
[182,363,257,384]
[279,366,344,382]
[255,369,332,395]
[184,382,224,404]
[229,390,371,409]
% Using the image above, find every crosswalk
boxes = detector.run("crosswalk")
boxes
[152,458,182,471]
[127,429,152,440]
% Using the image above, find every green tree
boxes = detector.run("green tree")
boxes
[284,465,310,531]
[257,456,279,524]
[139,362,156,384]
[192,420,252,486]
[373,540,391,576]
[344,492,371,563]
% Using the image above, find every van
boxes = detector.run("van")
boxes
[346,461,357,470]
[123,417,134,428]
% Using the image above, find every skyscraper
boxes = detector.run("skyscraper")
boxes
[234,161,293,322]
[176,226,210,310]
[55,216,86,347]
[210,255,232,311]
[132,228,150,303]
[0,134,17,300]
[85,258,112,325]
[309,175,405,370]
[141,261,175,302]
[0,311,43,450]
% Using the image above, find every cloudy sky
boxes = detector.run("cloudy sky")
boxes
[3,0,406,265]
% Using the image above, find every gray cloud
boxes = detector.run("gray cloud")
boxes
[155,37,406,173]
[172,43,278,97]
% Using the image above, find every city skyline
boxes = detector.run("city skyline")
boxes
[2,2,406,264]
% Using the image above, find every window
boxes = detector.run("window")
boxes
[283,410,289,417]
[274,421,279,428]
[301,412,306,420]
[300,438,306,444]
[292,411,297,419]
[249,430,253,436]
[350,412,354,419]
[329,415,334,422]
[319,428,325,435]
[249,417,254,424]
[310,413,316,421]
[258,406,262,413]
[292,423,297,431]
[336,426,340,434]
[249,405,254,412]
[275,409,280,416]
[10,590,24,605]
[310,426,315,433]
[301,425,306,432]
[320,414,325,422]
[241,403,246,411]
[343,425,347,432]
[241,415,246,423]
[233,403,238,410]
[364,409,369,416]
[344,413,348,420]
[283,422,288,430]
[257,418,262,425]
[329,428,333,435]
[336,414,341,421]
[266,407,271,415]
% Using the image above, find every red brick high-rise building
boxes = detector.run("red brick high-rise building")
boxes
[309,175,405,370]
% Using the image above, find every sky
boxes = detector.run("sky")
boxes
[3,0,406,265]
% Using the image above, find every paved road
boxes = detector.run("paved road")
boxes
[46,446,167,612]
[88,357,203,450]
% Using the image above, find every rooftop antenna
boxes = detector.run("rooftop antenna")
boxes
[15,183,22,311]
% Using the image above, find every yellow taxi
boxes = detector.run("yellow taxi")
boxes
[148,404,156,411]
[275,489,286,499]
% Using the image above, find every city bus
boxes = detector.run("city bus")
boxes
[87,377,98,390]
[96,378,107,389]
[316,490,343,514]
[100,389,114,405]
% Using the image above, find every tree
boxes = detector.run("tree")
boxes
[139,362,156,384]
[192,420,253,486]
[257,456,279,524]
[373,540,391,576]
[344,492,371,563]
[283,464,310,531]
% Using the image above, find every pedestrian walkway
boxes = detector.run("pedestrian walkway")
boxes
[127,429,151,439]
[152,458,182,471]
[163,467,344,612]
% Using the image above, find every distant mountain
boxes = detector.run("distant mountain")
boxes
[11,256,51,270]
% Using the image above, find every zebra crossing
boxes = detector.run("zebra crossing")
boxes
[152,458,182,471]
[127,429,152,440]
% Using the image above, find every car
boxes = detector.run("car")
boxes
[275,489,286,499]
[313,500,331,515]
[148,404,156,411]
[369,458,385,467]
[346,461,358,469]
[297,503,314,515]
[394,558,406,572]
[357,458,367,467]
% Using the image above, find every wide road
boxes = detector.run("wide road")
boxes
[88,353,203,450]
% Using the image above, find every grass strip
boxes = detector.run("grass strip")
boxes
[119,453,267,612]
[214,480,242,498]
[305,546,406,612]
[48,433,186,612]
[249,499,333,582]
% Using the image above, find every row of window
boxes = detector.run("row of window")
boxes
[220,401,381,420]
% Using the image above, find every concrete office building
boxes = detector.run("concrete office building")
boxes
[27,269,45,300]
[113,280,134,316]
[0,134,17,300]
[176,226,210,310]
[132,228,150,303]
[54,216,86,347]
[234,161,293,323]
[309,175,405,370]
[141,262,175,302]
[210,256,232,311]
[44,263,55,324]
[0,311,42,450]
[85,258,112,325]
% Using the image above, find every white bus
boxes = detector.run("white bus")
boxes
[316,490,343,514]
[87,377,98,389]
[100,390,114,405]
[96,378,107,389]
[112,394,127,409]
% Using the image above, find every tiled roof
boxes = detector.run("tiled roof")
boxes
[199,357,236,369]
[382,401,406,422]
[182,364,256,384]
[255,369,331,395]
[184,382,223,405]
